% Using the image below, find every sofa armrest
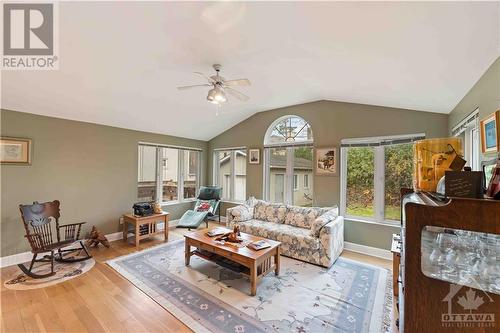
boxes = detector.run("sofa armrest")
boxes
[310,207,339,237]
[226,204,253,226]
[318,216,344,267]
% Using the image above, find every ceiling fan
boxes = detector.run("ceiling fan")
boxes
[177,64,251,105]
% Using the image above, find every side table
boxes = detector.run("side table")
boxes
[122,212,169,250]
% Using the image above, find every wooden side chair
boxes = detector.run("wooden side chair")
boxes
[19,200,92,278]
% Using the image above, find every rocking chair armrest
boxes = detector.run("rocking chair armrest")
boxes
[58,222,86,228]
[58,222,86,240]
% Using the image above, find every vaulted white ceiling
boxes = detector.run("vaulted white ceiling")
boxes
[2,1,499,140]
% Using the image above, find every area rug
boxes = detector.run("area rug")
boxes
[4,257,95,290]
[107,239,392,333]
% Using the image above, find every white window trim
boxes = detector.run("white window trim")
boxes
[213,148,247,203]
[340,133,424,225]
[138,143,201,205]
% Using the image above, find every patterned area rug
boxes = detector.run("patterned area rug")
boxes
[108,239,392,333]
[4,257,95,290]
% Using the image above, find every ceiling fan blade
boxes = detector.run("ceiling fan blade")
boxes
[194,72,216,84]
[224,78,251,86]
[177,84,211,90]
[225,87,249,101]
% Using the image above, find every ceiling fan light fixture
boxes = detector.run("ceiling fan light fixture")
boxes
[207,87,226,104]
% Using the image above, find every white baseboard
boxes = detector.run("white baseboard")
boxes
[0,219,184,268]
[344,241,392,261]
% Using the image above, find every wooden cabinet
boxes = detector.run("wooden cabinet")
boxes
[397,193,500,333]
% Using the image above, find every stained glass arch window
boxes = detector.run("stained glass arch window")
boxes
[264,115,313,146]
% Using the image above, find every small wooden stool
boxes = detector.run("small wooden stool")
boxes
[122,212,169,250]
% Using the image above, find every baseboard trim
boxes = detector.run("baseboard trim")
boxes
[344,242,392,261]
[0,219,184,268]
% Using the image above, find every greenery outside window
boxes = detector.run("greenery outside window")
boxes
[340,134,424,224]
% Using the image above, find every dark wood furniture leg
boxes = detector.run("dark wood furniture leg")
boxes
[185,240,191,266]
[274,247,280,275]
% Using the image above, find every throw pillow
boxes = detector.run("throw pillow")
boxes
[195,200,215,213]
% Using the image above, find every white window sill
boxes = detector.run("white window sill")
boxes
[161,198,197,206]
[344,216,400,228]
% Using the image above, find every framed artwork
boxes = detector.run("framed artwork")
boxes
[249,149,260,164]
[316,147,337,175]
[0,137,32,165]
[480,111,500,154]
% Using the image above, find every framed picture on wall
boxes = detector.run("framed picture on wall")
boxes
[0,137,32,165]
[249,149,260,164]
[480,110,500,154]
[316,147,337,175]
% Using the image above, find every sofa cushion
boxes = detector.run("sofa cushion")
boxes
[310,206,339,236]
[254,202,287,223]
[237,220,320,252]
[284,206,325,229]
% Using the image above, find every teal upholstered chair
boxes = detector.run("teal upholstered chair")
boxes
[177,186,222,229]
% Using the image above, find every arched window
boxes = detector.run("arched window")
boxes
[263,116,314,206]
[264,115,313,146]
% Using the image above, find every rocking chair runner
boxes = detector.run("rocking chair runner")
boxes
[19,200,92,278]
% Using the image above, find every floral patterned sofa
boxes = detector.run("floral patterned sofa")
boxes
[227,199,344,267]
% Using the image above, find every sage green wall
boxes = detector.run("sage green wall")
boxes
[208,100,449,250]
[0,109,208,257]
[448,56,500,156]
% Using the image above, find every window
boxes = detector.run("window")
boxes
[138,145,157,201]
[340,134,424,223]
[345,147,375,218]
[138,143,201,203]
[184,151,198,199]
[213,148,246,202]
[161,147,178,201]
[452,109,480,171]
[264,116,314,206]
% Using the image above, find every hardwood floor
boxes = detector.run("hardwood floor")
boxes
[1,222,393,333]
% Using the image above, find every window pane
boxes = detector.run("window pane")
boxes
[346,147,374,217]
[268,116,313,144]
[384,144,413,220]
[161,148,178,201]
[184,151,198,199]
[218,151,232,200]
[293,146,313,206]
[269,148,287,203]
[138,145,157,201]
[234,150,247,201]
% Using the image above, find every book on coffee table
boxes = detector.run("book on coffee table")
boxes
[247,240,271,251]
[206,227,231,237]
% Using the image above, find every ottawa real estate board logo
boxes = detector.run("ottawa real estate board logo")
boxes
[442,283,495,329]
[2,2,59,70]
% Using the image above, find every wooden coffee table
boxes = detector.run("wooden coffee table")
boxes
[184,229,281,296]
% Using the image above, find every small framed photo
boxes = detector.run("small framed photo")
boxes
[480,111,500,154]
[1,137,32,165]
[249,149,260,164]
[316,147,337,176]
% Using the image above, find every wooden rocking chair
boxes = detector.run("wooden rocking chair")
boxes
[19,200,92,278]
